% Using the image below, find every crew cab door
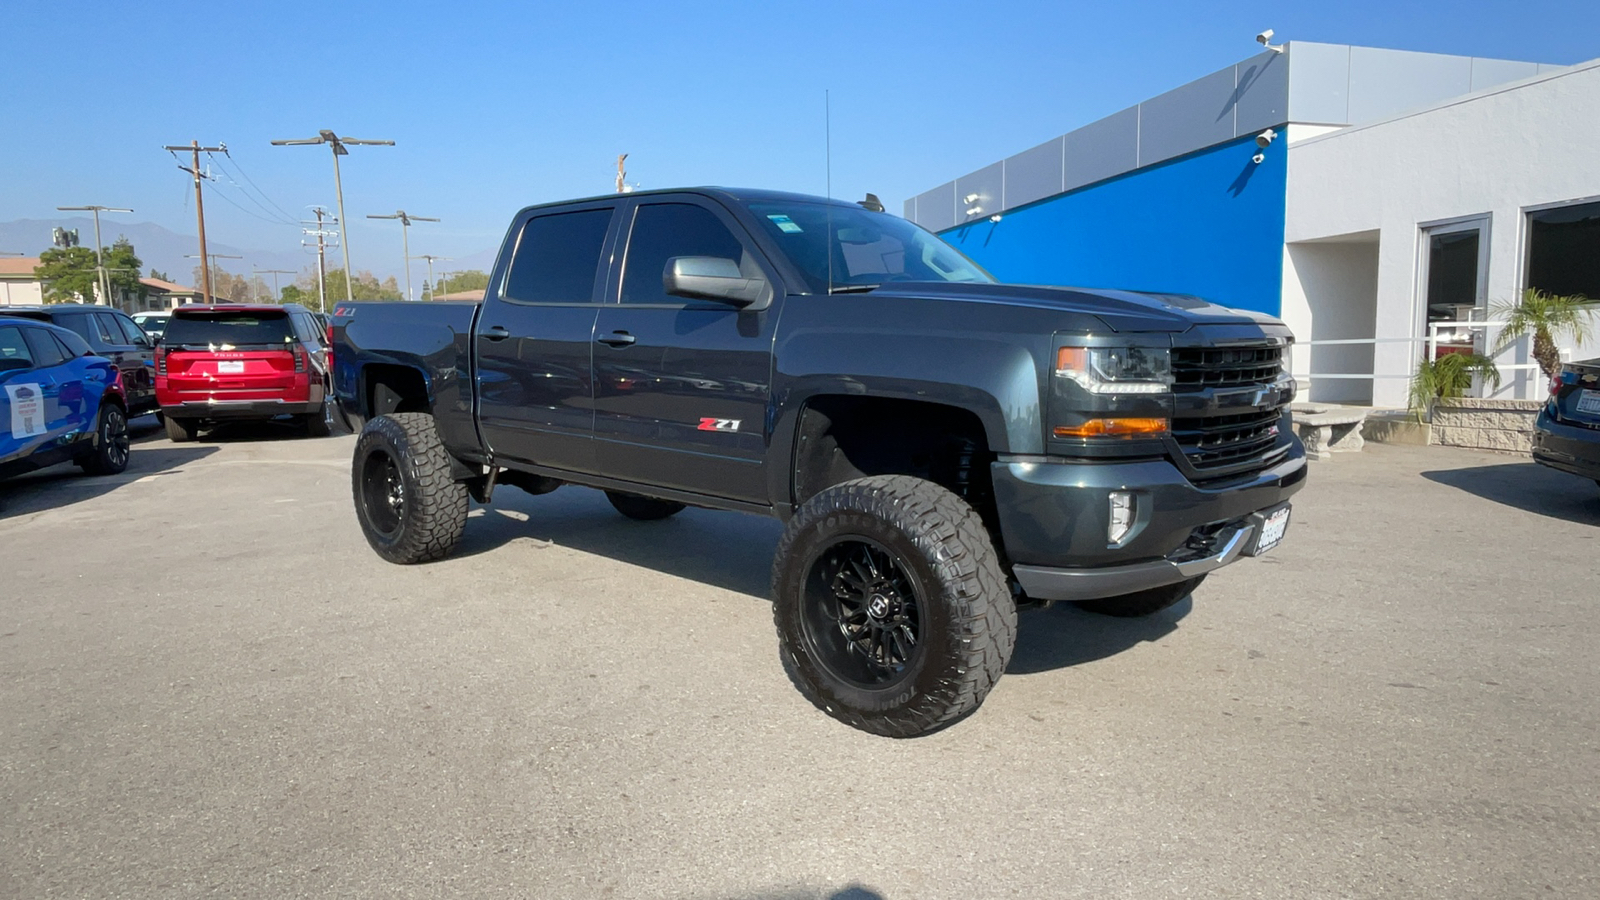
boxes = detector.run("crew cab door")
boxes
[475,203,618,474]
[591,197,779,503]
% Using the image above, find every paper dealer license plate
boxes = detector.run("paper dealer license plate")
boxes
[1247,505,1291,557]
[1577,389,1600,414]
[217,360,245,374]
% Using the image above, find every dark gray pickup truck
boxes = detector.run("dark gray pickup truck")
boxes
[331,187,1306,737]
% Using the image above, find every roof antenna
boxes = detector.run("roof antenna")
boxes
[825,89,833,296]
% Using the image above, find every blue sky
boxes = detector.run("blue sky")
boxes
[5,0,1598,283]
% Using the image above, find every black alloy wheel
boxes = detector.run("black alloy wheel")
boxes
[80,403,130,475]
[361,449,406,538]
[800,537,925,689]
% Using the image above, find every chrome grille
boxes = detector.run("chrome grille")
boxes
[1171,342,1290,476]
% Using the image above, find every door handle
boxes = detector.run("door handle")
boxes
[483,325,512,341]
[597,331,636,347]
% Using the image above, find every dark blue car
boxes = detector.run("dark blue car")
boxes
[1532,356,1600,491]
[0,316,130,481]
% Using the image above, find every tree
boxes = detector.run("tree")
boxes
[281,284,314,307]
[148,268,171,282]
[103,237,145,301]
[1492,288,1599,384]
[35,247,100,303]
[322,269,402,302]
[434,270,489,296]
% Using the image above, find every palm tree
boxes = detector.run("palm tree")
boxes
[1492,288,1599,383]
[1408,352,1500,423]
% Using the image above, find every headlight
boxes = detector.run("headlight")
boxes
[1054,346,1172,394]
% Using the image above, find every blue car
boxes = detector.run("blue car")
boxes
[1532,356,1600,491]
[1,316,130,481]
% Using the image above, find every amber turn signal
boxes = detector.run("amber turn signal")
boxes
[1053,418,1170,438]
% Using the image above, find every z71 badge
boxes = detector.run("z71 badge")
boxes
[697,417,741,433]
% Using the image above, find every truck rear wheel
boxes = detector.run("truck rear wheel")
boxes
[772,475,1017,738]
[164,415,198,443]
[605,491,685,521]
[1072,574,1206,618]
[352,412,468,564]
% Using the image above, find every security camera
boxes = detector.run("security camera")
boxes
[962,193,981,204]
[1256,28,1283,53]
[1255,128,1278,148]
[1252,152,1266,165]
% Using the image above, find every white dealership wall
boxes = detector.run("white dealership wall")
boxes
[1282,58,1600,407]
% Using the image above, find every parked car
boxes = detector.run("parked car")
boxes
[155,304,333,442]
[0,316,130,480]
[1532,356,1600,489]
[131,310,172,340]
[331,187,1306,737]
[2,304,158,416]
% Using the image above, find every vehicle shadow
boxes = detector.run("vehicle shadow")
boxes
[455,482,1193,675]
[0,414,217,520]
[1421,462,1600,525]
[1008,595,1192,674]
[188,415,352,443]
[703,887,884,900]
[455,484,782,599]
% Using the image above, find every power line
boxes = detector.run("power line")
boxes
[212,149,300,224]
[205,152,299,227]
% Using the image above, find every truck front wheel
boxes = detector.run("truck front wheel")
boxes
[352,412,468,564]
[1072,575,1206,618]
[772,475,1017,738]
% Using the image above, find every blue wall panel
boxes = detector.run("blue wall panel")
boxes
[939,134,1288,317]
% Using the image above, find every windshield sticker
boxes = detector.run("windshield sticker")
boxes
[6,382,47,438]
[766,214,804,234]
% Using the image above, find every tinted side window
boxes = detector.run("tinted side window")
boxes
[0,325,35,370]
[56,314,96,344]
[620,203,749,305]
[94,313,127,345]
[503,208,614,304]
[55,328,92,357]
[112,313,146,345]
[22,329,67,367]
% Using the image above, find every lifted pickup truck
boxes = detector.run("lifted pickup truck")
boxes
[332,187,1306,737]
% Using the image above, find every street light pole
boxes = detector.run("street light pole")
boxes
[271,130,394,305]
[366,210,439,301]
[185,253,241,301]
[254,268,295,304]
[56,204,133,308]
[412,254,451,301]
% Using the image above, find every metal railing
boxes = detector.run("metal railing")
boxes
[1286,321,1572,400]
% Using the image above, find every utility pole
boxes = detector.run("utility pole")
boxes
[185,253,241,301]
[56,204,133,307]
[366,210,438,301]
[271,131,394,305]
[412,254,451,301]
[616,153,628,193]
[301,206,338,314]
[163,141,226,303]
[254,268,295,304]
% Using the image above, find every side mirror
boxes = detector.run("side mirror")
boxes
[663,256,768,307]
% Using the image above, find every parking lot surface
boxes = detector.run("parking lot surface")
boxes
[3,419,1598,899]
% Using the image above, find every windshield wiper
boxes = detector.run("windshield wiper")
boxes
[828,284,880,294]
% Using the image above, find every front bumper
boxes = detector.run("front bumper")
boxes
[993,450,1306,602]
[1532,409,1600,481]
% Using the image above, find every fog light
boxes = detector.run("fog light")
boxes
[1109,491,1135,545]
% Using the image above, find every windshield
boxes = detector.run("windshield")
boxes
[744,201,993,293]
[163,311,293,349]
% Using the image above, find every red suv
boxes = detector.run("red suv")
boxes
[155,304,333,441]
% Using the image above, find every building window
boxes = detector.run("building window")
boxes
[1527,200,1600,299]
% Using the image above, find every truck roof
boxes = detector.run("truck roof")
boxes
[511,186,865,217]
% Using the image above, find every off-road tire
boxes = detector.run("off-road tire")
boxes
[164,415,199,443]
[352,412,469,564]
[78,402,130,475]
[605,491,685,521]
[1073,574,1207,618]
[772,475,1017,738]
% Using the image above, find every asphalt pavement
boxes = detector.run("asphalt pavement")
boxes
[2,418,1597,899]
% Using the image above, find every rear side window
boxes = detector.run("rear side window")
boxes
[164,312,294,348]
[503,208,614,304]
[22,328,67,367]
[55,328,91,357]
[93,313,125,345]
[111,313,146,345]
[54,314,96,344]
[0,325,35,370]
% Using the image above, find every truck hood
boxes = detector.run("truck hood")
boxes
[866,282,1285,334]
